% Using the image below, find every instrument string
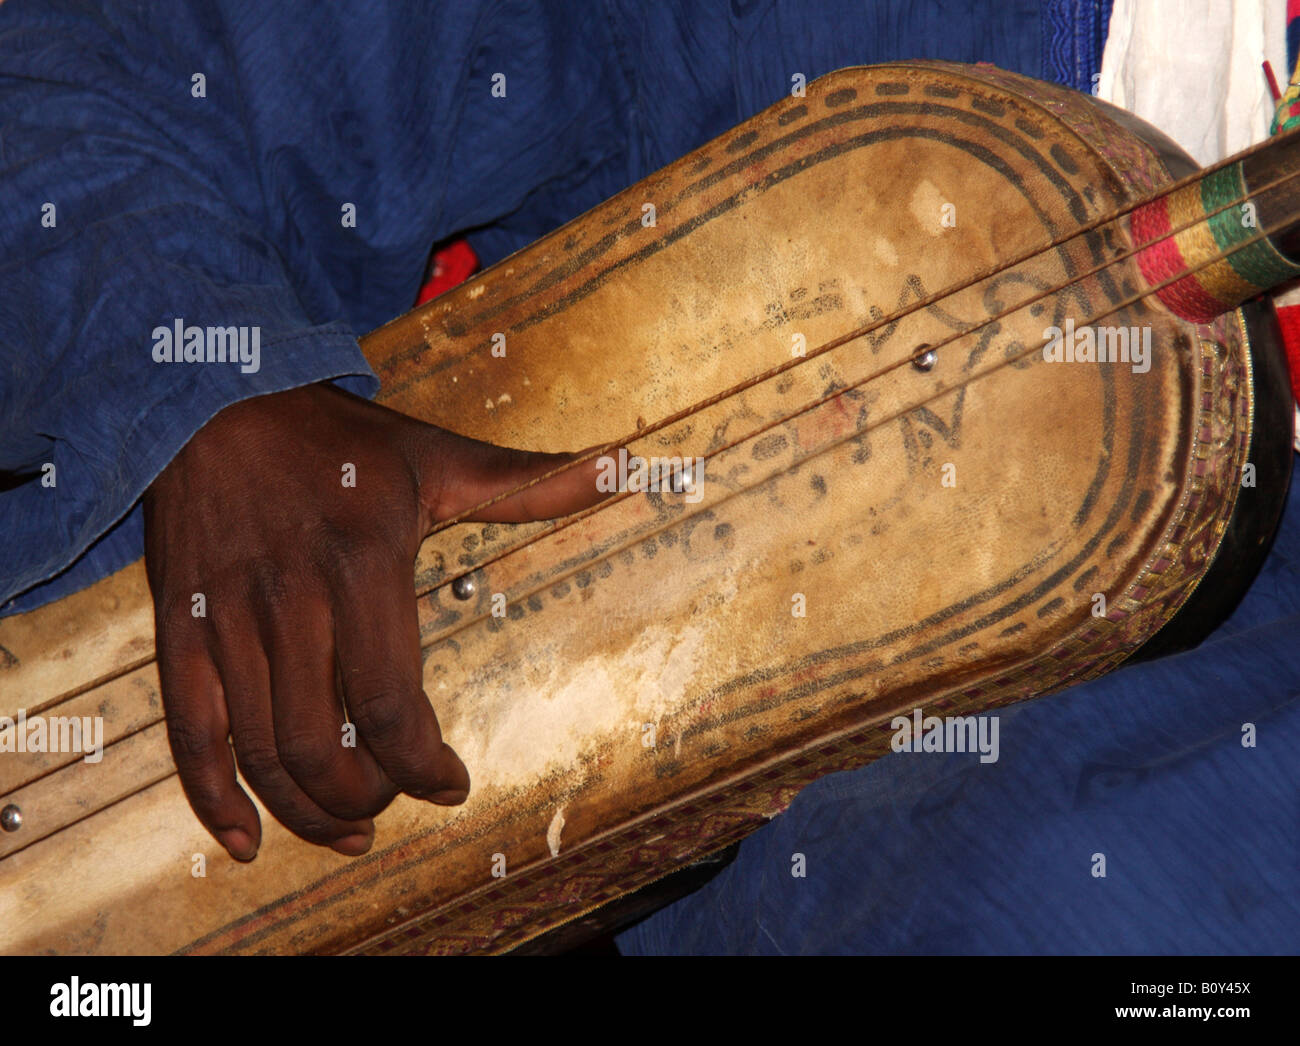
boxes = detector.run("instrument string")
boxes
[422,153,1300,544]
[414,165,1300,604]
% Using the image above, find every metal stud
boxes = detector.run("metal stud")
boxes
[0,804,21,833]
[911,344,938,372]
[450,574,476,601]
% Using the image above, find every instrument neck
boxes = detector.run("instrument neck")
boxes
[1241,129,1300,257]
[1131,128,1300,323]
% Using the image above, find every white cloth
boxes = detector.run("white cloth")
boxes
[1097,0,1287,165]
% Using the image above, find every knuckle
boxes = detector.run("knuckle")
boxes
[330,540,404,596]
[276,730,338,783]
[155,590,199,630]
[243,557,290,615]
[305,521,359,571]
[154,632,202,681]
[329,550,372,595]
[207,604,246,648]
[166,716,222,766]
[350,690,411,739]
[235,741,283,783]
[400,425,446,509]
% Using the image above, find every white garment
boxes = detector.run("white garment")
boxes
[1098,0,1286,165]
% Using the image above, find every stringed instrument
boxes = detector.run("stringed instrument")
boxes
[1,60,1295,954]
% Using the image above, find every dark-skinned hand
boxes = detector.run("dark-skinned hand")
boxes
[142,381,608,861]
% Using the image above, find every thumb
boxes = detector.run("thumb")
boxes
[413,426,616,526]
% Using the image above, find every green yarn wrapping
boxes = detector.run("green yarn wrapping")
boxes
[1202,161,1300,289]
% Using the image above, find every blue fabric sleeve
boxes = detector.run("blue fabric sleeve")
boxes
[0,0,633,614]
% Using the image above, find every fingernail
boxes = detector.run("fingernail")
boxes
[429,789,469,805]
[220,829,258,861]
[330,832,374,857]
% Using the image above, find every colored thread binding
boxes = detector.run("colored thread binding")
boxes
[1132,161,1300,323]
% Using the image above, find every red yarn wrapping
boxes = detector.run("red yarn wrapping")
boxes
[1130,197,1227,323]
